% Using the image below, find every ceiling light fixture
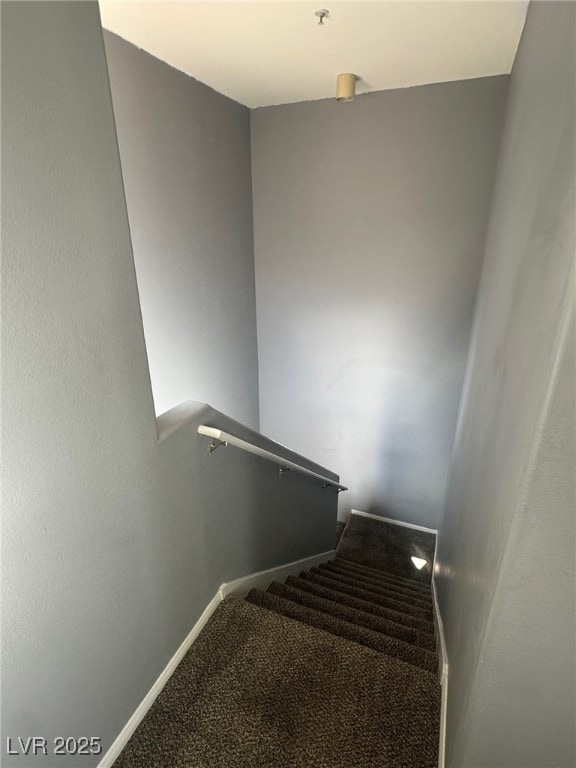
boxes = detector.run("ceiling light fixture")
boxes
[411,557,427,570]
[336,73,357,103]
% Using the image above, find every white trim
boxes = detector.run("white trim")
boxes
[350,509,438,534]
[98,590,222,768]
[220,549,336,598]
[98,549,336,768]
[198,425,348,491]
[431,579,449,684]
[431,527,448,768]
[432,576,449,768]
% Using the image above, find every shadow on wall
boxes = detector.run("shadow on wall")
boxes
[333,369,456,530]
[369,372,458,528]
[373,419,415,511]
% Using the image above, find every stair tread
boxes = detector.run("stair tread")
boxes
[286,575,435,635]
[331,559,433,596]
[335,557,433,591]
[268,581,436,651]
[247,589,438,674]
[320,563,433,606]
[308,569,433,620]
[114,596,440,768]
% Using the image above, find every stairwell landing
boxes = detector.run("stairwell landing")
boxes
[113,515,441,767]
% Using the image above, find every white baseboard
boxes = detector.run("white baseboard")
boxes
[99,548,336,767]
[220,549,336,598]
[350,509,438,535]
[431,575,448,768]
[438,668,448,768]
[98,590,221,768]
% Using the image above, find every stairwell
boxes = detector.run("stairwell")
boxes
[113,517,441,767]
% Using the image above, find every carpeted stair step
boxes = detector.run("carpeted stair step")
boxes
[328,565,433,601]
[113,596,440,768]
[326,558,433,593]
[267,581,437,652]
[285,575,436,635]
[246,589,438,674]
[113,512,443,768]
[312,567,434,614]
[331,559,433,596]
[308,568,433,620]
[320,562,433,607]
[336,557,432,592]
[300,570,434,622]
[335,515,436,583]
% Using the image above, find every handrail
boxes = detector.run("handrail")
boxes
[197,425,348,492]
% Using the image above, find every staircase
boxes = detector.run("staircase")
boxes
[113,529,441,768]
[246,559,437,674]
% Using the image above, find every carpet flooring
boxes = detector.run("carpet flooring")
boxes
[336,514,436,583]
[113,520,440,768]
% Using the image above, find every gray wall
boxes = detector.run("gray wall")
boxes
[1,4,336,764]
[436,3,575,765]
[103,31,259,427]
[251,77,508,528]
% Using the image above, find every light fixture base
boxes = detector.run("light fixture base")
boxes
[336,73,357,102]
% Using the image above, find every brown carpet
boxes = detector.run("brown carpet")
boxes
[333,558,432,594]
[114,597,440,768]
[336,515,436,583]
[266,580,437,650]
[302,569,433,619]
[246,589,437,672]
[284,573,435,634]
[113,518,441,767]
[318,563,433,607]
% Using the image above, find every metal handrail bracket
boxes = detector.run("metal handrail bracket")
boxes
[197,425,348,492]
